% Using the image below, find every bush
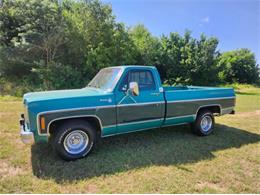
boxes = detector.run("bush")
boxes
[217,49,260,84]
[0,0,259,95]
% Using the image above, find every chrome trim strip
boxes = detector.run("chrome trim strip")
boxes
[221,106,234,111]
[129,96,137,103]
[165,114,196,120]
[44,115,104,136]
[36,105,115,135]
[36,101,164,136]
[36,100,165,117]
[102,126,158,138]
[166,104,222,122]
[36,99,234,136]
[117,101,165,107]
[37,101,166,135]
[164,86,235,92]
[102,124,116,129]
[103,118,163,129]
[195,104,222,116]
[167,96,235,103]
[161,122,189,128]
[103,115,195,130]
[102,127,157,138]
[117,118,163,126]
[38,105,115,115]
[102,121,189,138]
[118,95,128,105]
[118,94,137,104]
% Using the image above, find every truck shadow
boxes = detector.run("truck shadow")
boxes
[31,124,260,183]
[236,91,260,96]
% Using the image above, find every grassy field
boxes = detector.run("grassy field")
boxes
[0,86,259,193]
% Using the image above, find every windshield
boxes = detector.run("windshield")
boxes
[87,67,122,91]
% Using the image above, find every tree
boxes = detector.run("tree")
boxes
[189,34,219,85]
[129,24,160,65]
[0,0,137,90]
[56,0,137,85]
[0,0,259,95]
[217,49,259,84]
[156,31,219,85]
[0,0,67,89]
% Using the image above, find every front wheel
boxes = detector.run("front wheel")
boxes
[191,110,215,136]
[51,119,96,160]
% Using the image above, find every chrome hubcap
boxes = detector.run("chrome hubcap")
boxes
[200,116,212,132]
[64,130,89,154]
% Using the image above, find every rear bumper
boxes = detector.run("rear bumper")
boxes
[221,107,235,115]
[20,114,34,144]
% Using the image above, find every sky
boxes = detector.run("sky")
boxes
[102,0,260,63]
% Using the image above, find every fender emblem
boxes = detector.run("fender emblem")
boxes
[100,98,112,103]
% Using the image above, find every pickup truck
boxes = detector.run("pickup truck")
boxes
[20,65,235,160]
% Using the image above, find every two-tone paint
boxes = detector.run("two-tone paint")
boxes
[21,65,235,143]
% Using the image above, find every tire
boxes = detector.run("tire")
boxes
[51,119,96,160]
[191,110,215,136]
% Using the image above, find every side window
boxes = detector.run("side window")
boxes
[119,70,156,91]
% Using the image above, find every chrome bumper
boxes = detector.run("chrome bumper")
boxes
[20,114,34,144]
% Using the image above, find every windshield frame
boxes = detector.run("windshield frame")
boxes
[87,67,124,92]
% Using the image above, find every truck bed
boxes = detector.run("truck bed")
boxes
[162,86,236,126]
[163,85,235,100]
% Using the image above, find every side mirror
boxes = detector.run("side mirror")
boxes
[129,82,139,96]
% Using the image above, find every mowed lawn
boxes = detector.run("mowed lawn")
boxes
[0,86,260,193]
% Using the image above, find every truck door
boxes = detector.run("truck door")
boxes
[115,68,165,133]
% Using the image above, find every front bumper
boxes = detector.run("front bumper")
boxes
[20,114,34,144]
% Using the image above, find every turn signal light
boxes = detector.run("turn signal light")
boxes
[40,116,46,130]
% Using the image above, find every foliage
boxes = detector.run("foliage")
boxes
[0,0,259,95]
[0,0,67,89]
[0,0,137,92]
[220,83,260,91]
[129,24,160,65]
[217,49,259,84]
[156,32,219,85]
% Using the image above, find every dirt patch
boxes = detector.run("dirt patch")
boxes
[236,110,260,117]
[0,161,25,178]
[196,181,225,192]
[85,184,99,193]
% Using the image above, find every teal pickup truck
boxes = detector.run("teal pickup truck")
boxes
[20,65,235,160]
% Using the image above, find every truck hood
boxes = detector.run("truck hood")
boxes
[23,87,107,104]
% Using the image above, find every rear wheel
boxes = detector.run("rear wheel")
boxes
[52,119,96,160]
[191,110,215,136]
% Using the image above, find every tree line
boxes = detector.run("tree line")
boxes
[0,0,259,96]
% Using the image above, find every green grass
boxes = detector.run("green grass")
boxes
[0,86,260,193]
[232,84,260,112]
[0,95,22,102]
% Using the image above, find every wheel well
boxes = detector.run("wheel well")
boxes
[48,116,102,137]
[196,105,221,116]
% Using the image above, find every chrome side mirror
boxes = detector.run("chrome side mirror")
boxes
[129,82,139,96]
